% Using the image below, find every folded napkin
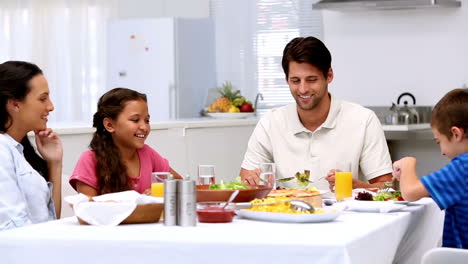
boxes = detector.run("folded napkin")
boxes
[64,191,163,226]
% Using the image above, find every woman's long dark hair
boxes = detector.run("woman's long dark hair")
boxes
[0,61,49,180]
[91,88,147,194]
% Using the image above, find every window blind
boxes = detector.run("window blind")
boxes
[210,0,323,112]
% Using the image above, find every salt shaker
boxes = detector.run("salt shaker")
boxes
[164,179,178,226]
[177,179,197,226]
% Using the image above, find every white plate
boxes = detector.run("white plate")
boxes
[206,112,255,119]
[236,208,341,223]
[344,200,407,213]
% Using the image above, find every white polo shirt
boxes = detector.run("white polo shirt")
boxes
[241,95,392,190]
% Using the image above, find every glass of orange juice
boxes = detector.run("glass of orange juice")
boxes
[335,164,353,201]
[151,172,172,197]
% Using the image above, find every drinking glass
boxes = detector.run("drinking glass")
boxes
[334,163,352,201]
[198,165,216,185]
[151,172,172,197]
[259,162,276,189]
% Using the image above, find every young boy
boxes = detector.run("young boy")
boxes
[392,88,468,249]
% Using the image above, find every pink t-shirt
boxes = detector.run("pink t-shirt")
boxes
[69,145,170,194]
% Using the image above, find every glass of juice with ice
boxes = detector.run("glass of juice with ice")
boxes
[151,172,172,197]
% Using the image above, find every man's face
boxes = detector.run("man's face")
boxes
[287,61,333,111]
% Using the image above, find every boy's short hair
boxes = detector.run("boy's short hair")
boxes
[431,88,468,139]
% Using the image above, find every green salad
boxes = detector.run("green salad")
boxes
[209,177,249,190]
[373,191,404,201]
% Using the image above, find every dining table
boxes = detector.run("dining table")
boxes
[0,198,444,264]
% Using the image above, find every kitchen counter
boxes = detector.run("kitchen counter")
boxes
[51,118,433,140]
[50,117,259,135]
[382,123,433,140]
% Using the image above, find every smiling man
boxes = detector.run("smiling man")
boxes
[240,36,393,191]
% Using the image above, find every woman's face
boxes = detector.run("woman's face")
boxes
[16,74,54,131]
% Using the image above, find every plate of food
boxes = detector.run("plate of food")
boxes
[268,187,326,208]
[236,197,341,223]
[196,179,272,203]
[354,190,406,202]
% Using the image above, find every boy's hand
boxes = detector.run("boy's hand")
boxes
[392,160,402,180]
[392,157,417,180]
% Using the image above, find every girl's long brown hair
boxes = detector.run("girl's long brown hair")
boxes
[90,88,147,194]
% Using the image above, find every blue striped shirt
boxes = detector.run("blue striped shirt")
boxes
[421,153,468,249]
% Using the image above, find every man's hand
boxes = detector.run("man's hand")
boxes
[240,168,261,186]
[325,169,338,192]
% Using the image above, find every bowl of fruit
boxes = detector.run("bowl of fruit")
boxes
[206,81,255,119]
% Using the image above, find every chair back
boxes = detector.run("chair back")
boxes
[421,247,468,264]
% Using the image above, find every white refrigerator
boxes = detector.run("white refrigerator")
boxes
[107,17,217,121]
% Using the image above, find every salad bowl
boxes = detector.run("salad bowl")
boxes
[196,184,272,203]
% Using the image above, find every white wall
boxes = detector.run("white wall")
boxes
[116,0,210,19]
[322,4,468,106]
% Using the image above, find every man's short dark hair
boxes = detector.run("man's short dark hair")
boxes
[281,36,332,79]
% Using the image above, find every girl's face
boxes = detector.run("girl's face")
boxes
[15,74,54,132]
[108,99,150,151]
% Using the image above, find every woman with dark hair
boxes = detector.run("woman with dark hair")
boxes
[0,61,63,230]
[70,88,181,196]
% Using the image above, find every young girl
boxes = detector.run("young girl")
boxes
[70,88,181,196]
[0,61,63,230]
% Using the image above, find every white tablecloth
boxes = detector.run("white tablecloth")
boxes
[0,198,443,264]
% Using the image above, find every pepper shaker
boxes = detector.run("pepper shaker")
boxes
[177,179,197,226]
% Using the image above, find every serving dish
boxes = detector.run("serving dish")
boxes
[196,185,272,203]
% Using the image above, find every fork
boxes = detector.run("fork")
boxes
[306,175,327,184]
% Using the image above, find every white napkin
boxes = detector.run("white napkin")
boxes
[64,191,163,226]
[344,200,406,213]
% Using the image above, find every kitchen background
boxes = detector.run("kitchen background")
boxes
[1,0,466,217]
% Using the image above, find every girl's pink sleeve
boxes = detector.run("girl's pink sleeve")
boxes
[69,151,99,191]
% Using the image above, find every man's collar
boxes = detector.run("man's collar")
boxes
[289,94,341,134]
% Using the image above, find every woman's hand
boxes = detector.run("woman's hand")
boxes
[34,128,63,164]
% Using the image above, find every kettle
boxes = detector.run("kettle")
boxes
[387,92,419,125]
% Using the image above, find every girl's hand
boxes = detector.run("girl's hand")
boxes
[143,189,151,195]
[34,128,63,164]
